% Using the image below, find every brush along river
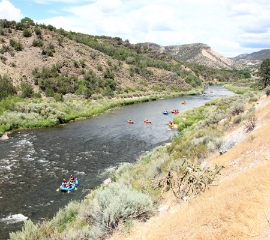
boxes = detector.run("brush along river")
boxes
[0,85,234,239]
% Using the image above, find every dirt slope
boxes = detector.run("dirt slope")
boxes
[109,94,270,240]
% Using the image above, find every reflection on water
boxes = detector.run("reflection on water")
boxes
[0,85,234,239]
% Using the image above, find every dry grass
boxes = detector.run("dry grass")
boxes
[109,95,270,240]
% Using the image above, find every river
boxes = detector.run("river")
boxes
[0,85,234,239]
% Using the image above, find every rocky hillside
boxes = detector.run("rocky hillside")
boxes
[0,18,250,100]
[232,49,270,68]
[0,20,190,97]
[141,42,244,70]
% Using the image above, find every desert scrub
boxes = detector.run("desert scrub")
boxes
[114,146,170,198]
[243,107,256,132]
[195,109,229,130]
[265,86,270,96]
[223,83,252,94]
[190,129,224,153]
[10,201,82,240]
[91,182,154,229]
[0,101,66,131]
[119,146,168,179]
[242,91,259,103]
[233,114,242,124]
[9,220,39,240]
[173,106,206,135]
[229,100,245,115]
[50,201,81,232]
[0,95,22,115]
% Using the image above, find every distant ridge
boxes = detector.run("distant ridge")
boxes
[141,42,244,70]
[232,49,270,68]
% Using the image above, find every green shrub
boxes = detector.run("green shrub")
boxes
[92,182,154,229]
[79,59,86,68]
[191,133,224,153]
[97,64,103,71]
[229,101,245,115]
[265,86,270,96]
[0,74,17,100]
[0,28,4,35]
[233,115,242,124]
[23,29,32,37]
[34,27,41,35]
[244,112,256,132]
[9,39,22,51]
[33,92,42,98]
[32,39,43,47]
[45,88,54,97]
[42,47,55,56]
[73,61,79,68]
[20,82,33,98]
[51,201,80,231]
[9,220,38,240]
[54,93,63,102]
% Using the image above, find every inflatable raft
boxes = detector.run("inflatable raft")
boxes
[144,119,152,123]
[59,178,79,192]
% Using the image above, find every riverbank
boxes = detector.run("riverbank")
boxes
[9,87,263,239]
[109,93,270,240]
[0,88,202,137]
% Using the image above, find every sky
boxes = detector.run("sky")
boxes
[0,0,270,57]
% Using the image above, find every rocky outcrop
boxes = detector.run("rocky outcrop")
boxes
[141,42,244,70]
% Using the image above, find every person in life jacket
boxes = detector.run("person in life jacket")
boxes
[62,179,67,187]
[69,175,75,185]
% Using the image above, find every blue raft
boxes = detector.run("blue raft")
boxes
[163,111,169,115]
[59,178,79,192]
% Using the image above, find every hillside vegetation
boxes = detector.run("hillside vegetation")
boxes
[9,84,264,239]
[109,92,270,240]
[0,18,250,136]
[1,17,268,240]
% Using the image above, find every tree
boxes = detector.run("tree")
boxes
[20,82,33,98]
[0,74,17,100]
[20,17,35,26]
[258,58,270,88]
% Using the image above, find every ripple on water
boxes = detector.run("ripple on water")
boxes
[0,214,28,224]
[14,139,33,147]
[74,171,86,175]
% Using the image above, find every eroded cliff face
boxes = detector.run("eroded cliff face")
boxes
[142,42,245,70]
[163,43,243,70]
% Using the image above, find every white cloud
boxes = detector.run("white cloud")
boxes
[0,0,23,21]
[96,0,123,14]
[3,0,270,57]
[33,0,92,3]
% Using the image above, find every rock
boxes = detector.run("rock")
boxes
[0,133,9,140]
[158,205,170,214]
[218,118,228,125]
[183,196,188,201]
[103,178,111,186]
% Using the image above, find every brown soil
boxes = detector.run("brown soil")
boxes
[109,94,270,240]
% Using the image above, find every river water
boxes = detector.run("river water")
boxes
[0,85,234,239]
